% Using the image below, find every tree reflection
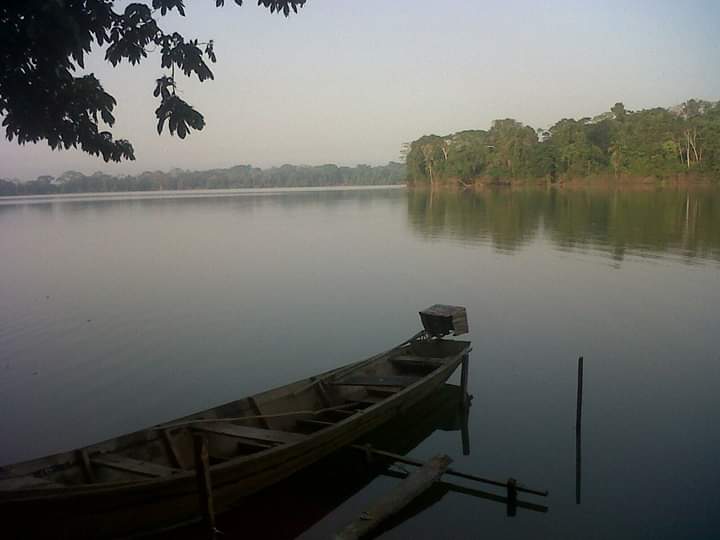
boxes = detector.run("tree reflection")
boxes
[407,187,720,263]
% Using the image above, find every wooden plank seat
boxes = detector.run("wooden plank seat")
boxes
[193,423,306,445]
[91,454,182,478]
[389,355,445,370]
[330,374,421,387]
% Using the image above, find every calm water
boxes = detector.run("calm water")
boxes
[1,186,719,539]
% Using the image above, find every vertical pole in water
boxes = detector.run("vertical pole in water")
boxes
[460,353,471,455]
[460,354,470,407]
[460,400,471,456]
[575,356,583,505]
[193,435,217,539]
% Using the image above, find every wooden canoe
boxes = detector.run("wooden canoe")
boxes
[0,331,471,538]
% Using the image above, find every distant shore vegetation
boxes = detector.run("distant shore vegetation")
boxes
[0,163,404,196]
[405,99,720,187]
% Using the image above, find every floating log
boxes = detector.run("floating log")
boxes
[336,454,452,540]
[350,445,548,497]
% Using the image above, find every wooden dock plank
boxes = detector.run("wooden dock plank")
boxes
[335,454,452,540]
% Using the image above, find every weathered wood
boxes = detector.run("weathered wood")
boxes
[193,435,216,539]
[161,429,185,469]
[91,454,181,478]
[313,378,332,407]
[366,387,400,398]
[389,355,444,370]
[248,396,271,429]
[332,374,420,387]
[350,445,548,497]
[193,423,306,444]
[77,449,96,483]
[336,454,452,540]
[296,418,335,429]
[235,439,275,451]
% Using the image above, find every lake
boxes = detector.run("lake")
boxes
[1,185,719,539]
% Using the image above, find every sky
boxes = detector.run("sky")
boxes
[2,0,719,180]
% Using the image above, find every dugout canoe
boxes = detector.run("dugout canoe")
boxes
[0,308,471,538]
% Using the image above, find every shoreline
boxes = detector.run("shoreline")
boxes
[0,184,405,204]
[407,174,718,192]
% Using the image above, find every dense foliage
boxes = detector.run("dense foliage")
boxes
[405,100,720,185]
[0,1,305,161]
[0,162,405,195]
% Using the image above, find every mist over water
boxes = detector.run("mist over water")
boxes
[1,186,718,539]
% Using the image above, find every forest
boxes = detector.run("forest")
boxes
[0,162,404,196]
[405,100,720,186]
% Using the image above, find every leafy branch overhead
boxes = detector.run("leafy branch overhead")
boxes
[0,1,307,162]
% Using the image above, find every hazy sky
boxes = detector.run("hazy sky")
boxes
[2,0,719,180]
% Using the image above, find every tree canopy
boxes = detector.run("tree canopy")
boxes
[0,1,306,162]
[405,99,720,186]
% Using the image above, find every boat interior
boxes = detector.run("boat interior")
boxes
[0,337,469,492]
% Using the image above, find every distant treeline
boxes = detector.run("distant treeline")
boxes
[405,100,720,185]
[0,162,405,196]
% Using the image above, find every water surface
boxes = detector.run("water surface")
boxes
[1,186,718,539]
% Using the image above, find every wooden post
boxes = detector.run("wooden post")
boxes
[193,435,216,540]
[460,354,470,407]
[506,478,518,517]
[576,356,583,505]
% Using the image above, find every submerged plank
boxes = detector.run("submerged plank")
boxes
[335,454,452,540]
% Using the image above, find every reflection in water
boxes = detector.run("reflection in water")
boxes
[576,356,584,505]
[407,187,720,263]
